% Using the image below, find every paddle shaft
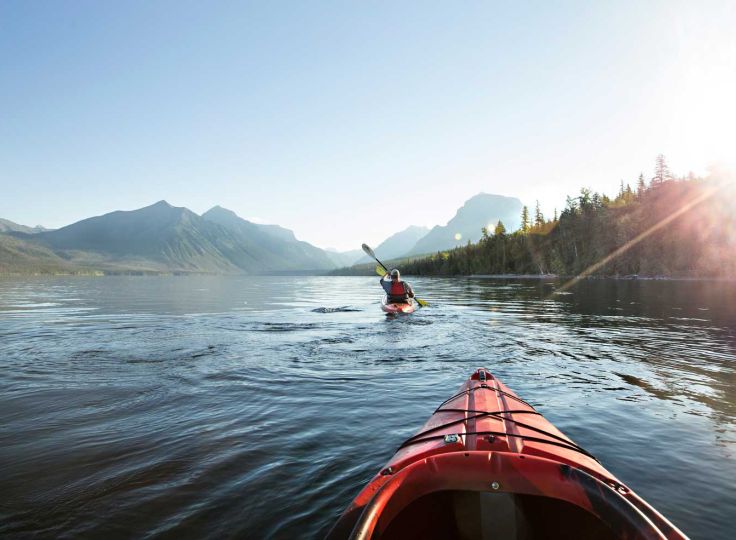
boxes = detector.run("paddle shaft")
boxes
[373,256,390,276]
[362,243,388,274]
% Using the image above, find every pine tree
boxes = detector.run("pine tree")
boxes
[494,220,506,236]
[534,200,544,228]
[637,173,646,196]
[592,192,602,208]
[553,208,558,222]
[520,206,530,233]
[579,188,592,210]
[652,154,671,185]
[494,220,507,272]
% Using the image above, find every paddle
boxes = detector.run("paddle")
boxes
[362,243,428,307]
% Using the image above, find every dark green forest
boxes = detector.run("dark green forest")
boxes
[401,157,736,278]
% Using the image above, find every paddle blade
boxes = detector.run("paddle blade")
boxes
[375,265,386,277]
[415,297,429,307]
[361,243,376,259]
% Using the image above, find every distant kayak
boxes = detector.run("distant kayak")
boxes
[380,296,417,314]
[328,368,687,540]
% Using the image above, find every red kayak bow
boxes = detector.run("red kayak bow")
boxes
[328,369,687,540]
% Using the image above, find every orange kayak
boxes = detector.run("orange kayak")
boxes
[328,369,687,539]
[380,296,416,314]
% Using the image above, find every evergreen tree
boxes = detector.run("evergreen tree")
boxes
[592,192,602,209]
[534,200,544,228]
[520,206,530,233]
[637,173,646,196]
[579,188,592,211]
[652,154,671,185]
[553,208,558,222]
[494,220,507,272]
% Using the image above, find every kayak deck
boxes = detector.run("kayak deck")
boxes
[328,369,687,540]
[381,295,416,314]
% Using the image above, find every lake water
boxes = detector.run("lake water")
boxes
[1,276,734,539]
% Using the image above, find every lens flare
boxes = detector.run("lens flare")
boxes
[553,175,734,295]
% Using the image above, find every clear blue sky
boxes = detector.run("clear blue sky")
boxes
[1,1,734,249]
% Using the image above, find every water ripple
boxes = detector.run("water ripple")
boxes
[0,276,734,539]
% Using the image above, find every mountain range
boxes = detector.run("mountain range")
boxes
[201,205,336,271]
[0,193,523,274]
[0,218,49,234]
[324,248,365,268]
[408,193,522,255]
[354,225,430,265]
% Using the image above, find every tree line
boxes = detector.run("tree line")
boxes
[401,156,736,278]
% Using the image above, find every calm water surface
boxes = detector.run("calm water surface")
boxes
[1,276,734,539]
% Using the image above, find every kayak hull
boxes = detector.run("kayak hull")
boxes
[381,296,416,314]
[328,369,687,540]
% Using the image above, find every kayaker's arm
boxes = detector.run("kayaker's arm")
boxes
[379,275,392,294]
[406,283,415,298]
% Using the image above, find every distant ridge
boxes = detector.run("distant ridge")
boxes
[1,201,350,274]
[407,193,522,255]
[201,205,336,271]
[355,225,430,264]
[32,200,251,273]
[324,248,364,267]
[0,234,80,274]
[0,218,49,234]
[0,193,524,275]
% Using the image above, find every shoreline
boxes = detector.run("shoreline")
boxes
[466,274,736,282]
[1,271,734,282]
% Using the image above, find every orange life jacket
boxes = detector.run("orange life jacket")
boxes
[389,280,409,302]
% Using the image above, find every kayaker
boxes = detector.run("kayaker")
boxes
[380,269,415,304]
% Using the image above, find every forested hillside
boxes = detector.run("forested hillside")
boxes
[402,159,736,278]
